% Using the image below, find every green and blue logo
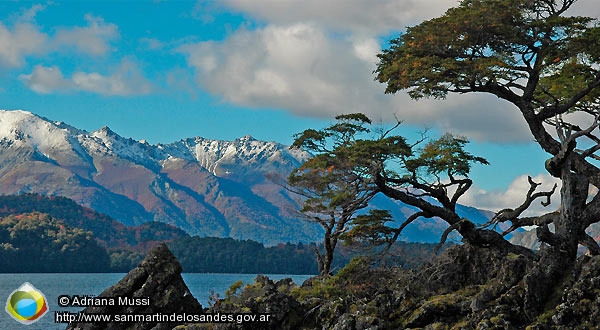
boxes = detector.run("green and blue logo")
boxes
[5,282,48,325]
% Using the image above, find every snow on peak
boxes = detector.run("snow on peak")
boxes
[175,135,309,176]
[0,109,309,177]
[86,125,164,167]
[0,109,73,151]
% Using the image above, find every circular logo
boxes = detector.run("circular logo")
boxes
[5,282,49,324]
[58,295,71,307]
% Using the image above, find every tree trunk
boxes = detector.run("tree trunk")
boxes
[524,159,589,316]
[556,162,588,259]
[316,230,335,276]
[314,247,325,276]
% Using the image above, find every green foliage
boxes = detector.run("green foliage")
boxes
[0,194,444,273]
[0,193,187,249]
[225,280,244,298]
[377,0,524,98]
[168,236,442,275]
[292,114,485,189]
[376,0,600,108]
[333,256,372,281]
[0,194,187,272]
[292,114,372,152]
[289,114,397,275]
[374,0,600,263]
[108,250,145,272]
[537,58,600,111]
[291,255,401,303]
[341,210,396,247]
[167,237,322,274]
[291,271,346,301]
[0,212,111,272]
[290,113,486,261]
[408,133,489,178]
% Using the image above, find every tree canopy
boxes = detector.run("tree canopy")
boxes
[375,0,600,315]
[287,114,388,275]
[288,113,513,276]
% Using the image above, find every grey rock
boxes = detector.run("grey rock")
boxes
[66,243,202,330]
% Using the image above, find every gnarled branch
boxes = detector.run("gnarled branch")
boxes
[501,211,559,236]
[381,211,430,256]
[579,233,600,256]
[486,176,557,231]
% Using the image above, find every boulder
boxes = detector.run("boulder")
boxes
[66,243,202,330]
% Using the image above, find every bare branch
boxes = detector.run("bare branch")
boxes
[575,146,600,161]
[580,233,600,256]
[450,178,473,206]
[381,211,429,256]
[486,176,557,229]
[435,220,465,254]
[566,115,600,143]
[501,211,559,236]
[381,115,403,138]
[537,224,560,247]
[582,192,600,228]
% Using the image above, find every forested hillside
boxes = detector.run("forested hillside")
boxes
[0,212,110,272]
[0,194,441,273]
[0,193,188,248]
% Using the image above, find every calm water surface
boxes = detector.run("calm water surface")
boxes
[0,273,312,330]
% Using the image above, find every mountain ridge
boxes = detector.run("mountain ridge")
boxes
[0,109,494,245]
[0,109,321,245]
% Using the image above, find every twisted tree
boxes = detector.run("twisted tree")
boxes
[376,0,600,314]
[288,114,510,274]
[285,114,387,276]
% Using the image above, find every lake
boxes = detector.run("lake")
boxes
[0,273,313,330]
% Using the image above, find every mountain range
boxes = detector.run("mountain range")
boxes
[0,109,494,245]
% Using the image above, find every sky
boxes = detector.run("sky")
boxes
[0,0,599,215]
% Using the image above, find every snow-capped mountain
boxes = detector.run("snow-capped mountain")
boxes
[0,110,319,244]
[0,110,495,245]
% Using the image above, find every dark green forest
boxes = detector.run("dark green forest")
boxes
[0,212,110,272]
[0,193,188,248]
[0,194,440,274]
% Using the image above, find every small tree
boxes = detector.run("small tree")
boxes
[288,113,504,274]
[286,114,387,276]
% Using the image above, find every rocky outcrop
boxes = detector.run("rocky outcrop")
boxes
[66,243,202,330]
[527,254,600,329]
[174,276,304,330]
[66,242,600,329]
[196,244,600,329]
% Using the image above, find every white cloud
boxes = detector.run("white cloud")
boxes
[19,4,48,22]
[181,0,600,145]
[19,60,153,96]
[2,5,151,97]
[0,6,120,68]
[461,174,561,216]
[139,37,166,51]
[178,21,533,143]
[220,0,459,35]
[351,37,380,65]
[0,21,47,67]
[395,93,532,143]
[53,14,119,56]
[221,0,599,34]
[166,67,199,98]
[179,0,563,143]
[19,65,71,93]
[179,23,390,117]
[566,0,600,19]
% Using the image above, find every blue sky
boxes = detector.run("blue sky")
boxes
[1,0,598,214]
